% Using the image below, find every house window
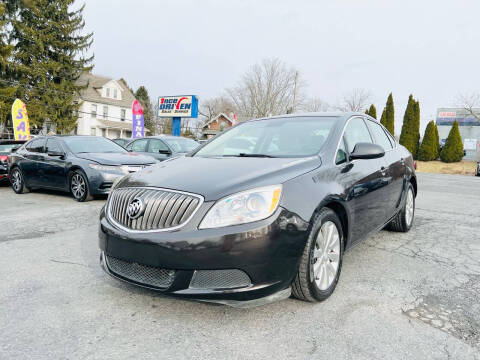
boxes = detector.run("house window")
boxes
[91,104,97,118]
[106,88,110,97]
[90,127,96,136]
[114,89,117,99]
[121,109,126,121]
[103,106,108,119]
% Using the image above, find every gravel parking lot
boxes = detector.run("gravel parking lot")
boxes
[0,173,479,360]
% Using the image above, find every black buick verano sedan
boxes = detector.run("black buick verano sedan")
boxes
[99,113,417,306]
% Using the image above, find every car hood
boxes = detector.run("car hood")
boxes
[75,152,156,165]
[118,155,322,201]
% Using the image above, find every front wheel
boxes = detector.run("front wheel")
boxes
[10,167,30,194]
[292,208,344,302]
[70,170,93,202]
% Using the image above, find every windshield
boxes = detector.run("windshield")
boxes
[63,137,127,154]
[194,116,337,157]
[164,137,199,153]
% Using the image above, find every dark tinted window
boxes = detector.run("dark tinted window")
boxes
[26,138,46,153]
[344,117,373,153]
[129,139,148,152]
[149,139,169,153]
[62,137,126,153]
[336,138,348,165]
[366,120,393,150]
[46,139,63,153]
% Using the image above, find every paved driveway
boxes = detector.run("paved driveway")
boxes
[0,173,479,359]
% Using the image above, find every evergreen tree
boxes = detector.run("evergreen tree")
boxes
[11,0,93,133]
[365,108,369,116]
[412,99,421,158]
[399,95,416,155]
[417,121,437,161]
[0,2,17,129]
[384,93,395,136]
[440,120,464,163]
[135,86,155,134]
[433,123,440,158]
[367,104,377,119]
[380,107,387,128]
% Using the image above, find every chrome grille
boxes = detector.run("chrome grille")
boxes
[189,269,252,290]
[108,187,202,231]
[105,255,175,289]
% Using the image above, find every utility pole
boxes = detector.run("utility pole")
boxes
[292,70,299,113]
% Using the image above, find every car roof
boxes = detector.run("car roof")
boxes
[248,111,364,123]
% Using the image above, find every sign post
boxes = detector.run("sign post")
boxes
[132,100,145,138]
[157,95,198,136]
[11,99,31,140]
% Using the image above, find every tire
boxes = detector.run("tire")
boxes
[10,167,30,194]
[69,169,93,202]
[292,208,344,302]
[386,183,415,232]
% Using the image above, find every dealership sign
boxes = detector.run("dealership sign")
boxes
[157,95,198,118]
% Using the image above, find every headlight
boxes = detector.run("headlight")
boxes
[199,185,282,229]
[88,164,125,173]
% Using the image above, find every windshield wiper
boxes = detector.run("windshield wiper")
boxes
[224,153,276,158]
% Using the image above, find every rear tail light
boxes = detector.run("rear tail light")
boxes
[414,161,417,170]
[0,155,8,163]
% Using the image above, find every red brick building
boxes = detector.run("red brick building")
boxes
[201,113,235,139]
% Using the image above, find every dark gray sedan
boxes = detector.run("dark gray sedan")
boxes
[125,136,200,161]
[8,136,157,201]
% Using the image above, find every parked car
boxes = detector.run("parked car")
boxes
[0,140,26,183]
[476,161,480,176]
[8,136,157,201]
[125,135,200,161]
[112,138,132,147]
[99,113,417,306]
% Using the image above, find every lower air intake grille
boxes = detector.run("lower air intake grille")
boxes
[189,269,252,290]
[105,255,175,289]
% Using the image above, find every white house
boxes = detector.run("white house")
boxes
[75,73,136,139]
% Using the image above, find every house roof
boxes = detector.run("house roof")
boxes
[76,73,136,108]
[202,113,233,129]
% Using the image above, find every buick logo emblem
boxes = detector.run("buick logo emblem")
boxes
[126,198,145,219]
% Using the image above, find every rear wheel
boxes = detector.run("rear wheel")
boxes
[10,167,30,194]
[292,208,344,302]
[69,170,92,202]
[386,183,415,232]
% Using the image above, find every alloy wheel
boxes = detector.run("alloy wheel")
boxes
[11,170,21,192]
[312,221,341,290]
[405,188,414,227]
[71,173,86,199]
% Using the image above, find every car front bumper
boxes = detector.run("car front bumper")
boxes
[98,205,309,303]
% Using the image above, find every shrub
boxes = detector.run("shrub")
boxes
[417,121,437,161]
[440,121,464,163]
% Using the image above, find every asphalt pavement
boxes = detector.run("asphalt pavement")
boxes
[0,173,479,359]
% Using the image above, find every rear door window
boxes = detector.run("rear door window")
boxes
[343,117,373,153]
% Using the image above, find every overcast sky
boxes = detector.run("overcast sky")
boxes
[81,0,480,134]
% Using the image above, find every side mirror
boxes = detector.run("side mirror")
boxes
[158,149,172,155]
[11,147,19,153]
[47,150,64,157]
[350,143,385,160]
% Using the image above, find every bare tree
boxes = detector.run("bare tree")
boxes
[227,58,303,120]
[300,97,330,112]
[199,96,235,124]
[455,91,480,120]
[335,88,372,112]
